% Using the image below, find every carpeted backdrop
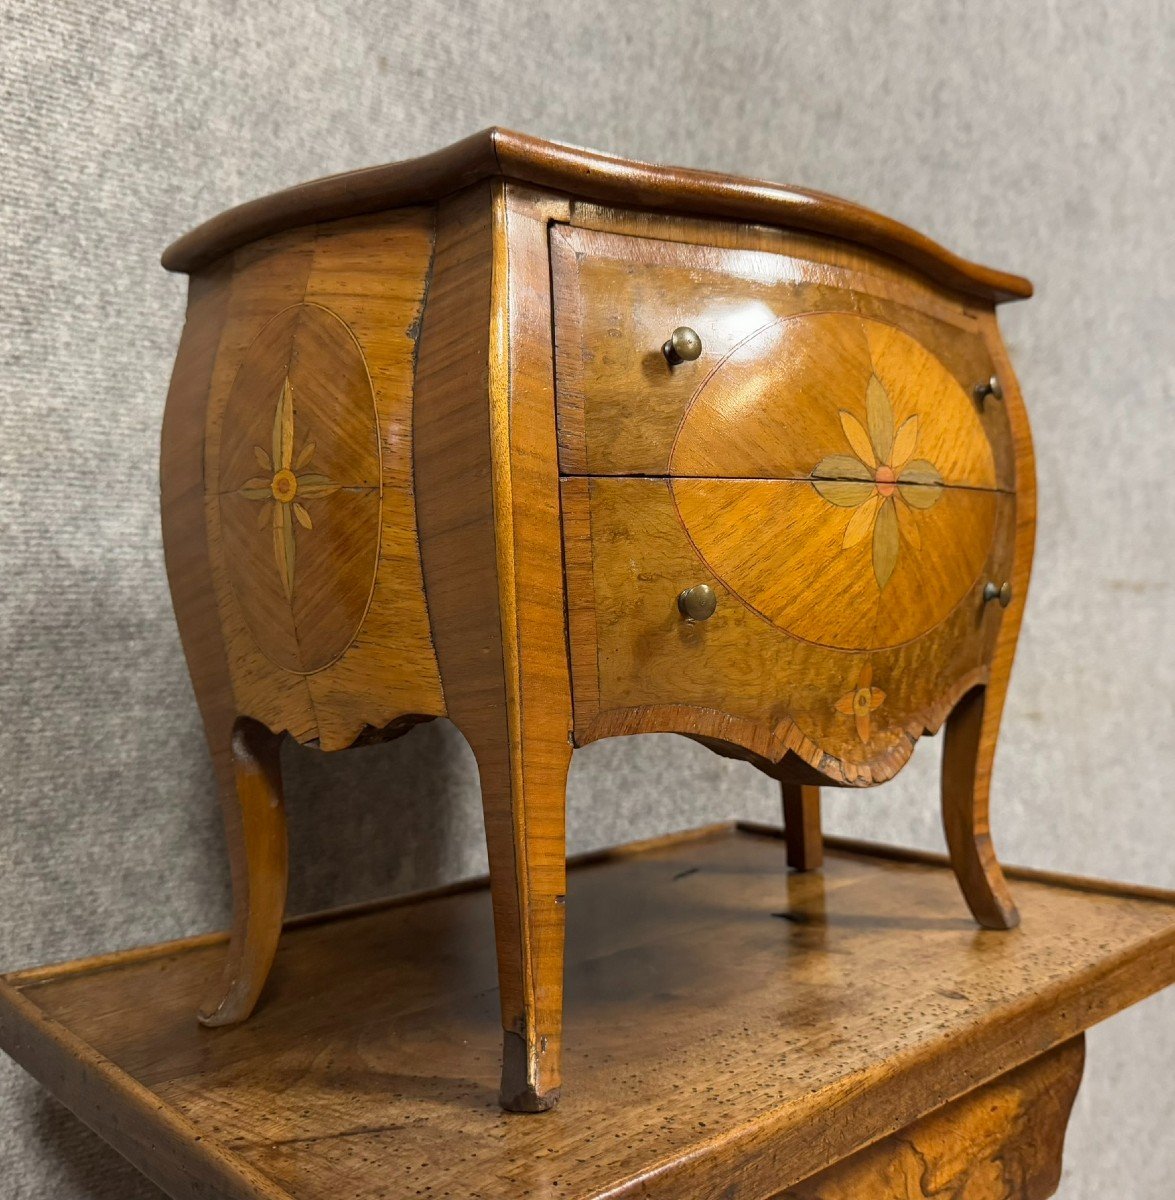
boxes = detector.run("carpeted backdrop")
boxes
[1,2,1172,1196]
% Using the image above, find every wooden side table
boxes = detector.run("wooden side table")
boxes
[159,130,1038,1110]
[1,824,1172,1199]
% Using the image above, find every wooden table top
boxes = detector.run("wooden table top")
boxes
[2,823,1173,1200]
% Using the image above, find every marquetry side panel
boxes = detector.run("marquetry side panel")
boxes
[194,209,444,749]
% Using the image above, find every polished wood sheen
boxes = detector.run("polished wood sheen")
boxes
[550,224,1016,485]
[782,784,823,871]
[413,183,573,1109]
[1,828,1172,1200]
[780,1038,1084,1200]
[162,129,1032,303]
[159,133,1039,1109]
[561,476,1013,782]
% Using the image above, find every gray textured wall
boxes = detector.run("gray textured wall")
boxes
[2,2,1172,1196]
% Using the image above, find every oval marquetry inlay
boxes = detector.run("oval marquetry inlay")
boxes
[670,313,998,650]
[216,303,381,675]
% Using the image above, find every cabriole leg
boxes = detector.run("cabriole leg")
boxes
[941,686,1019,930]
[475,734,570,1113]
[199,717,289,1026]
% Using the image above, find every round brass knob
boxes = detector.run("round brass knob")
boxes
[983,580,1013,608]
[662,326,703,366]
[678,583,717,622]
[973,375,1003,406]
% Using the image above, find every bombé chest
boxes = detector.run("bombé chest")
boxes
[161,129,1035,1111]
[163,140,1030,788]
[552,221,1021,783]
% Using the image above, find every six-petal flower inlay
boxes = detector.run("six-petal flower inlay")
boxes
[811,374,944,589]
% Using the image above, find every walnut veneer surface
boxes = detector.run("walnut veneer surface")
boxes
[1,827,1173,1200]
[159,130,1037,1109]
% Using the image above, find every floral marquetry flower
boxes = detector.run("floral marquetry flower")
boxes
[237,378,340,600]
[835,662,886,743]
[811,374,944,589]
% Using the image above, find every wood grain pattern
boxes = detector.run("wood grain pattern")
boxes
[938,311,1038,931]
[159,257,265,1039]
[215,303,381,671]
[198,719,287,1027]
[780,1037,1084,1199]
[162,129,1033,304]
[561,476,1015,785]
[492,184,578,1109]
[671,477,999,649]
[781,784,823,871]
[2,827,1171,1200]
[161,211,448,1044]
[549,212,1032,931]
[190,209,445,752]
[669,310,998,487]
[414,182,574,1110]
[198,231,323,744]
[551,225,1015,486]
[159,145,1039,1113]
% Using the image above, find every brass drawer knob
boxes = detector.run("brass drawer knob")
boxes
[663,326,703,366]
[983,580,1013,608]
[678,583,717,621]
[973,375,1003,406]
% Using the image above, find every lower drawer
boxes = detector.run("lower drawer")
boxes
[561,477,1015,785]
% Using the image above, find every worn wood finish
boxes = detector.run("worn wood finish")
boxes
[414,183,573,1110]
[2,827,1172,1200]
[561,476,1014,784]
[163,129,1032,304]
[781,784,823,871]
[939,310,1037,930]
[160,135,1038,1108]
[163,208,445,752]
[551,225,1014,486]
[198,718,288,1026]
[781,1037,1084,1200]
[161,209,449,1038]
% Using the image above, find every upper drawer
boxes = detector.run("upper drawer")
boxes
[551,225,1014,491]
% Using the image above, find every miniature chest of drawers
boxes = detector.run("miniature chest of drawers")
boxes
[160,129,1035,1112]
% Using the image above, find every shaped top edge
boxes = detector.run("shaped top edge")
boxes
[161,127,1032,303]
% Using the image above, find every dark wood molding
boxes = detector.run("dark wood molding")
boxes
[163,128,1032,303]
